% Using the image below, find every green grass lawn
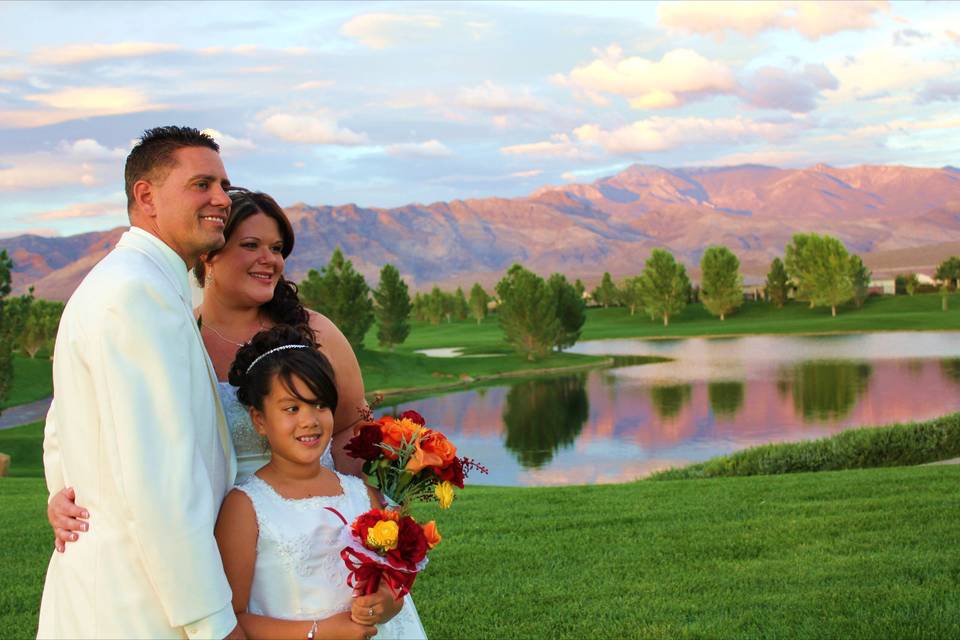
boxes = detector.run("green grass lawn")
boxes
[4,464,958,639]
[376,293,960,355]
[0,356,52,411]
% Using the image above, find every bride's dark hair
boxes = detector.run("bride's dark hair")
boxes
[229,324,337,413]
[195,189,310,334]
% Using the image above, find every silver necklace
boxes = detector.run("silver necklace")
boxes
[200,314,264,347]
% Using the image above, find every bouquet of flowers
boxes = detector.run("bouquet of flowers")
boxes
[344,409,485,512]
[336,409,485,597]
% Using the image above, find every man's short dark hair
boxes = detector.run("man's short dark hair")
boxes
[124,126,220,211]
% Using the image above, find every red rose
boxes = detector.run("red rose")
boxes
[398,410,426,426]
[345,424,383,461]
[434,457,465,489]
[388,516,428,570]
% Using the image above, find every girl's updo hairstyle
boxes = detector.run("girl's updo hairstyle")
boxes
[194,188,310,334]
[229,324,338,414]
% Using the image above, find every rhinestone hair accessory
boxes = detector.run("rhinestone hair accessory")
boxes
[245,344,310,375]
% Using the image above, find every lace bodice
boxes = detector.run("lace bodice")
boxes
[218,381,334,482]
[235,473,428,638]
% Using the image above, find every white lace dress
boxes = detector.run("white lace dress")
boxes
[220,382,427,639]
[235,473,427,639]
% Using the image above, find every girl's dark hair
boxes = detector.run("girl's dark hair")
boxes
[195,189,310,333]
[229,324,338,413]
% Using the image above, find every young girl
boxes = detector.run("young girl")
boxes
[215,325,428,640]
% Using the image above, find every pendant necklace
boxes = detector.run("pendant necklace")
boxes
[199,313,265,347]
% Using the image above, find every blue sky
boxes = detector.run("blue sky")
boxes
[1,0,958,237]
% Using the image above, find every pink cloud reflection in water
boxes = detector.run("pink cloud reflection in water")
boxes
[379,333,960,487]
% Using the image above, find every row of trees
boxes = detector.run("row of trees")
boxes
[0,251,65,412]
[297,247,587,360]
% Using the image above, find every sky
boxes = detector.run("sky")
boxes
[1,0,959,238]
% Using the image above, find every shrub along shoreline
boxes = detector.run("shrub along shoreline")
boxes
[650,411,960,480]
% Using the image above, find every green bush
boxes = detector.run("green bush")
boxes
[650,412,960,480]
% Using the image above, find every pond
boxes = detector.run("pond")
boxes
[378,332,960,487]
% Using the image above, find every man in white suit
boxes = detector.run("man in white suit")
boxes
[39,127,243,639]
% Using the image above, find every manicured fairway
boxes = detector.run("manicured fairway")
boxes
[0,356,52,411]
[3,464,958,639]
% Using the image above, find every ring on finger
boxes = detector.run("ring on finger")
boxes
[368,606,375,617]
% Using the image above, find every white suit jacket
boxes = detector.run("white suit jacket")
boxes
[38,228,238,639]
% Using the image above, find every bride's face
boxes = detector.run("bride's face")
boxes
[205,212,285,308]
[251,373,334,467]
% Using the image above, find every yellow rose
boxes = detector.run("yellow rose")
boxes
[366,520,399,552]
[434,481,455,509]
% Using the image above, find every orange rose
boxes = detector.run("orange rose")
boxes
[379,417,405,460]
[422,521,441,549]
[420,432,457,466]
[405,430,444,474]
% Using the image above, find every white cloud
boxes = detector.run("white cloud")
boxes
[295,80,334,91]
[340,13,442,49]
[56,139,127,160]
[0,158,101,191]
[501,134,588,159]
[741,64,838,112]
[0,228,60,239]
[3,87,162,128]
[31,42,181,65]
[457,81,546,112]
[260,112,369,145]
[510,169,542,178]
[573,116,797,154]
[658,1,889,40]
[561,172,580,181]
[385,139,452,157]
[200,129,256,157]
[30,196,126,222]
[560,46,735,109]
[0,68,25,81]
[827,48,954,102]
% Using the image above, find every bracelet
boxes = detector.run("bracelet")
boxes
[306,619,319,640]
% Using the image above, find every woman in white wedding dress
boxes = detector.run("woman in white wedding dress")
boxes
[216,324,425,640]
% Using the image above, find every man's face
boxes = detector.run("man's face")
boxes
[149,146,231,267]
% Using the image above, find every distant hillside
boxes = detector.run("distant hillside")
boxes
[4,163,960,301]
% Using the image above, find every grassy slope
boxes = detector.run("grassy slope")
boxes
[0,356,52,411]
[4,465,958,638]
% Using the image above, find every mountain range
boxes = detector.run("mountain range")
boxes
[4,163,960,301]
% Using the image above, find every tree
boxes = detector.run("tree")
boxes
[591,272,618,308]
[411,292,426,322]
[941,283,950,312]
[848,254,871,308]
[423,287,446,326]
[0,250,12,411]
[620,276,644,316]
[548,273,586,351]
[935,256,960,290]
[785,233,817,307]
[573,279,586,300]
[299,247,373,351]
[699,246,743,321]
[452,287,469,321]
[468,283,490,325]
[21,298,65,358]
[901,272,920,296]
[637,249,690,327]
[495,264,559,361]
[765,257,789,308]
[807,235,853,316]
[372,264,411,350]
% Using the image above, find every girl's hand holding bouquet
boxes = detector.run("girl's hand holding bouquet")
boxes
[337,410,486,598]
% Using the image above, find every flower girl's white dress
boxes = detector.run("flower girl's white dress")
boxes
[220,382,428,639]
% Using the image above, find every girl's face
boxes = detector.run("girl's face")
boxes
[204,212,285,308]
[250,373,334,467]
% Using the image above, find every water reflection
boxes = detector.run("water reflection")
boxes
[784,361,872,421]
[380,332,960,486]
[502,375,589,468]
[708,381,744,418]
[649,384,692,419]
